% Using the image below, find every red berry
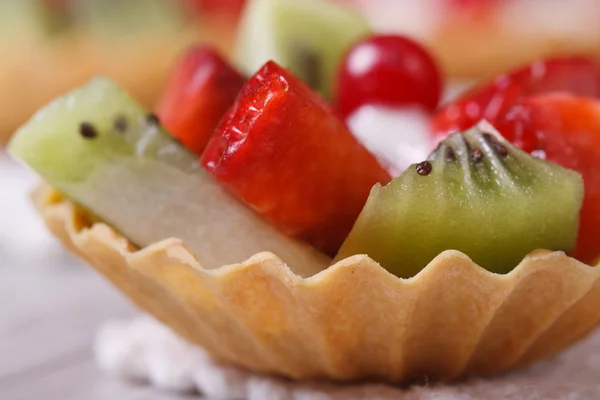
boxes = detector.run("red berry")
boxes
[181,0,246,18]
[156,45,245,155]
[336,35,443,119]
[497,94,600,264]
[432,56,600,145]
[202,61,391,255]
[447,0,499,11]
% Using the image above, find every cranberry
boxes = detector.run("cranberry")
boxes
[335,35,443,119]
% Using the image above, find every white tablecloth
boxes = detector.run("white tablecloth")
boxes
[0,150,78,270]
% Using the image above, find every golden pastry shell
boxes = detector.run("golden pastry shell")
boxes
[34,185,600,383]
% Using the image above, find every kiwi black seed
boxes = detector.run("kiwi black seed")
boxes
[416,161,433,176]
[293,45,322,91]
[79,122,97,139]
[114,114,128,132]
[483,132,508,157]
[146,112,160,126]
[471,148,484,163]
[445,146,456,162]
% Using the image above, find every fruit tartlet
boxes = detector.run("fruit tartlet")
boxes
[352,0,600,79]
[9,0,600,383]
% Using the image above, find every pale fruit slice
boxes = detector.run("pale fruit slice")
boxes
[9,77,328,276]
[335,121,584,278]
[235,0,371,99]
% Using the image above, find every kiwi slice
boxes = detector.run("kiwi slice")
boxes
[235,0,371,99]
[0,0,70,38]
[68,0,188,38]
[335,122,584,278]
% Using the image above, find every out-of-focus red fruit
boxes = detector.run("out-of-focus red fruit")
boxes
[447,0,499,12]
[498,93,600,264]
[202,61,391,256]
[156,45,245,155]
[182,0,246,19]
[432,57,600,146]
[336,35,443,119]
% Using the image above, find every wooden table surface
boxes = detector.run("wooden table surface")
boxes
[0,151,200,400]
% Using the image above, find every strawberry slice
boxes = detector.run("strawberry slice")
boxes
[433,56,600,148]
[156,45,245,155]
[498,93,600,264]
[446,0,499,13]
[201,61,391,256]
[181,0,246,19]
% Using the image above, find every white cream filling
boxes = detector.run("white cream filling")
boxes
[347,105,433,176]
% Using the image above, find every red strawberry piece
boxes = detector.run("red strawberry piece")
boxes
[447,0,499,11]
[181,0,246,19]
[498,93,600,264]
[156,45,245,155]
[201,61,391,256]
[432,56,600,146]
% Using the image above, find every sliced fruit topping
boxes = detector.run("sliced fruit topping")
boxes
[336,34,443,119]
[201,61,391,256]
[234,0,370,99]
[183,0,246,19]
[8,78,328,276]
[155,45,245,155]
[497,93,600,264]
[432,56,600,145]
[335,122,584,278]
[446,0,500,13]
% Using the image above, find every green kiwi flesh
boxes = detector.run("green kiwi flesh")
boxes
[335,121,584,277]
[235,0,371,99]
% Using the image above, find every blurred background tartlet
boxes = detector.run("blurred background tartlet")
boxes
[352,0,600,79]
[1,0,599,144]
[0,0,243,144]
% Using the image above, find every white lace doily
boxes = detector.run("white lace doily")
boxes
[95,315,600,400]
